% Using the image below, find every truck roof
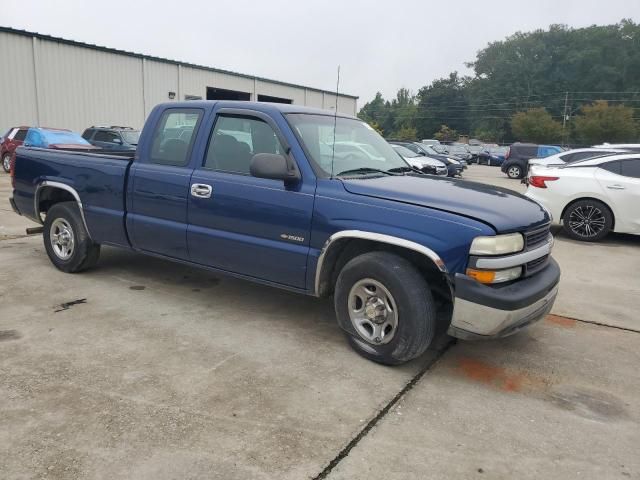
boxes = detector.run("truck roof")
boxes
[162,101,358,119]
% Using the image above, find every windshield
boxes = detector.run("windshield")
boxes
[432,145,447,154]
[121,130,140,144]
[286,114,408,176]
[391,145,420,158]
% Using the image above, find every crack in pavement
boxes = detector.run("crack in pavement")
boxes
[312,337,455,480]
[562,314,640,334]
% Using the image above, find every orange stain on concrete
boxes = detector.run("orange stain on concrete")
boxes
[545,314,577,328]
[455,358,539,393]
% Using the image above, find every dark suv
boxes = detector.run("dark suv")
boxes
[501,143,562,179]
[82,126,140,152]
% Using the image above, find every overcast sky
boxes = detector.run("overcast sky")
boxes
[4,0,639,106]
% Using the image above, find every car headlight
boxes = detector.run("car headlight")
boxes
[448,158,460,164]
[466,266,522,284]
[469,233,524,256]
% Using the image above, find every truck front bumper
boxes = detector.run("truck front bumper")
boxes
[448,258,560,340]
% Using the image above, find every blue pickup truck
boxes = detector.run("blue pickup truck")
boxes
[9,101,560,365]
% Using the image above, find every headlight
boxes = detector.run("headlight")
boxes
[466,266,522,284]
[448,158,460,164]
[470,233,524,256]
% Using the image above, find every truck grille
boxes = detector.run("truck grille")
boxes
[525,254,549,276]
[525,225,550,250]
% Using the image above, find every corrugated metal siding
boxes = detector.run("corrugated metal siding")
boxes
[36,39,145,130]
[0,32,38,130]
[0,30,357,134]
[144,59,179,117]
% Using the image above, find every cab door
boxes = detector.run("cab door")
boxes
[187,109,315,288]
[126,108,204,259]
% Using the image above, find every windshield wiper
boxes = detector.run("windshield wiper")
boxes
[387,166,422,174]
[336,167,399,177]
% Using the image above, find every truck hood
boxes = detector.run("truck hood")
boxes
[341,175,549,233]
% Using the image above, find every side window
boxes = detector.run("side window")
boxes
[600,161,621,175]
[14,129,28,141]
[621,159,640,179]
[94,131,120,143]
[82,129,95,140]
[204,115,284,175]
[150,109,202,166]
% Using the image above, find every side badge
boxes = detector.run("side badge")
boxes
[280,233,305,243]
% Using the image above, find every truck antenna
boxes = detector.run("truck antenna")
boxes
[330,65,341,179]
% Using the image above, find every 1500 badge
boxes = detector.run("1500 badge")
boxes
[280,234,305,243]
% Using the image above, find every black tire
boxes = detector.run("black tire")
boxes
[334,251,436,365]
[506,164,523,179]
[2,153,10,173]
[562,199,613,242]
[43,202,100,272]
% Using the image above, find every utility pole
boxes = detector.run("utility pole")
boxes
[562,91,569,146]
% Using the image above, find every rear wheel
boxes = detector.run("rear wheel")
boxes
[506,164,522,179]
[43,202,100,272]
[2,153,10,173]
[563,199,612,242]
[334,251,436,365]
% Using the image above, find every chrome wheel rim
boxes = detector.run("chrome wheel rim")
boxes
[50,218,75,260]
[508,166,520,177]
[2,154,9,172]
[568,205,606,238]
[348,278,398,345]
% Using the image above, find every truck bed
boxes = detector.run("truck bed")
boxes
[12,147,134,247]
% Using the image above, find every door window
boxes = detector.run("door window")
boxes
[621,159,640,179]
[204,115,284,174]
[13,129,28,141]
[150,109,203,166]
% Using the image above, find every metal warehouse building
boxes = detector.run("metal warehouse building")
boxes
[0,27,358,133]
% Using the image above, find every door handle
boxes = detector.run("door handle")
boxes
[606,184,626,190]
[190,183,213,198]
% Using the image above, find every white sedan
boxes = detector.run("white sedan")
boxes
[525,154,640,241]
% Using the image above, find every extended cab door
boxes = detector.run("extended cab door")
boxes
[187,109,315,288]
[127,108,204,259]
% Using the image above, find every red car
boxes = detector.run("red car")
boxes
[1,126,29,172]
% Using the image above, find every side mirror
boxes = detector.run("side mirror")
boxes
[250,153,300,182]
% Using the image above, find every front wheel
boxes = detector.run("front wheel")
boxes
[563,199,612,242]
[506,165,522,179]
[334,251,436,365]
[2,153,10,173]
[43,202,101,272]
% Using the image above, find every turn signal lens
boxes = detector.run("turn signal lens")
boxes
[529,176,559,188]
[466,266,522,284]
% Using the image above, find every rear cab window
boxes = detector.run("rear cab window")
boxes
[149,109,203,166]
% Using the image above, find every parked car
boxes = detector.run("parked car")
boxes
[24,128,99,151]
[501,143,563,179]
[389,141,463,177]
[10,101,559,365]
[444,144,474,162]
[476,146,508,166]
[82,126,140,151]
[1,126,29,172]
[390,144,448,176]
[525,153,640,241]
[528,148,628,169]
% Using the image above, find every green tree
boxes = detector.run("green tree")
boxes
[511,108,563,143]
[416,73,469,139]
[367,121,384,136]
[393,126,417,141]
[572,100,637,144]
[433,125,459,142]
